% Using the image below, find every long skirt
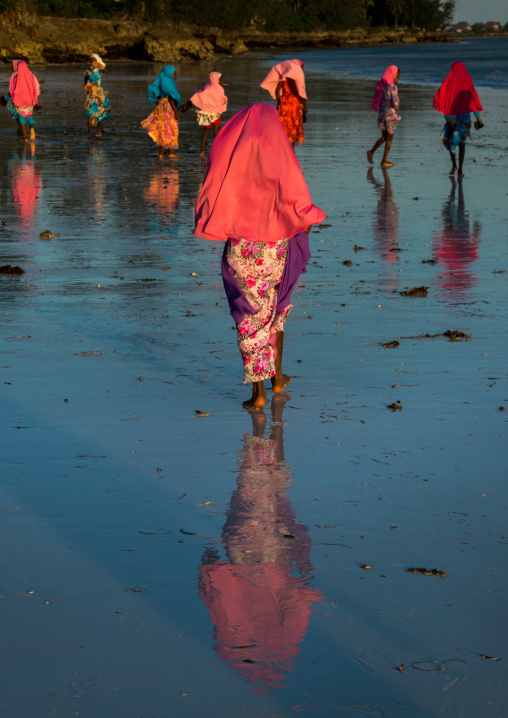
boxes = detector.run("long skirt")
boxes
[441,114,471,154]
[84,82,111,125]
[224,238,291,383]
[278,79,304,145]
[141,98,179,150]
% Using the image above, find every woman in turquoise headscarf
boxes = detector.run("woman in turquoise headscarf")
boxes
[83,53,110,138]
[141,65,181,158]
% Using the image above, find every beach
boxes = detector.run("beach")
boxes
[1,40,507,717]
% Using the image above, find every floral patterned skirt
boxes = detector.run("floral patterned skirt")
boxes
[141,98,179,150]
[84,83,111,125]
[226,238,291,383]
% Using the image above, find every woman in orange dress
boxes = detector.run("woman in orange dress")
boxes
[261,59,307,146]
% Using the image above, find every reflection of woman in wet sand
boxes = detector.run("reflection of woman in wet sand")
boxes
[367,65,400,168]
[194,103,326,409]
[141,66,180,160]
[261,60,307,147]
[11,144,42,229]
[433,177,481,296]
[433,62,484,178]
[180,72,228,157]
[199,396,322,692]
[367,166,400,266]
[143,164,180,223]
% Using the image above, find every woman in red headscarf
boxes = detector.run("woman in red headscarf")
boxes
[433,61,484,177]
[194,103,326,409]
[261,60,307,147]
[5,60,42,141]
[367,65,401,168]
[181,72,228,156]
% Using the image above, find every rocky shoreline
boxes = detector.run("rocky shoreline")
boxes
[0,13,456,65]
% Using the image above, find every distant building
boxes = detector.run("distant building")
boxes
[452,21,472,32]
[483,21,501,31]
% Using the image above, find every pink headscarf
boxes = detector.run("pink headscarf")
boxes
[9,60,40,108]
[194,103,326,243]
[190,72,228,114]
[371,65,399,111]
[433,61,483,115]
[260,59,307,100]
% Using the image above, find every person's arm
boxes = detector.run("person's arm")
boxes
[168,96,180,121]
[301,96,307,114]
[391,86,400,111]
[180,100,193,113]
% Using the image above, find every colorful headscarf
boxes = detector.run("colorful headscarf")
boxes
[89,53,106,70]
[433,61,483,115]
[371,65,399,111]
[194,103,326,243]
[260,59,307,100]
[147,65,181,106]
[9,60,40,108]
[189,72,228,114]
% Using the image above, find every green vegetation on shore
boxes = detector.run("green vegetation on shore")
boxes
[0,0,455,31]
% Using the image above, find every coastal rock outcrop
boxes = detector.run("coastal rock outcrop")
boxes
[0,13,455,65]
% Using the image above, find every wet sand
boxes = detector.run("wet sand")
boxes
[1,55,507,717]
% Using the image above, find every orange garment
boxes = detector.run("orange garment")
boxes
[278,79,304,144]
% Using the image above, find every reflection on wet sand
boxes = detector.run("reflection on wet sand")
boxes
[87,145,108,218]
[367,167,399,288]
[10,144,41,231]
[433,178,481,297]
[199,397,322,693]
[143,164,180,229]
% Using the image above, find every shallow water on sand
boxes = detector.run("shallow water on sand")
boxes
[0,53,507,718]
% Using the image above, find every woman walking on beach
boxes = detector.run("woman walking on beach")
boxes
[433,61,484,177]
[83,54,110,138]
[180,72,228,156]
[367,65,401,167]
[141,65,180,159]
[194,103,326,409]
[4,60,42,141]
[260,60,307,147]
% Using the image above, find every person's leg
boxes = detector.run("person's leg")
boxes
[271,331,292,393]
[28,117,35,141]
[88,118,92,135]
[19,118,27,142]
[200,126,210,156]
[243,381,267,410]
[368,131,386,163]
[449,150,457,174]
[381,132,394,166]
[458,142,465,177]
[96,122,102,138]
[212,124,220,138]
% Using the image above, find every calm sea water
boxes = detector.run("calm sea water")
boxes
[268,37,508,89]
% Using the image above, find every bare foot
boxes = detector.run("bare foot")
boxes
[200,150,206,157]
[243,382,266,410]
[29,128,35,141]
[96,131,102,138]
[449,166,457,175]
[367,150,374,164]
[381,162,395,167]
[271,374,292,393]
[458,172,464,178]
[159,150,164,159]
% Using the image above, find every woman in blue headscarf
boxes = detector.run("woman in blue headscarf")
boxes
[141,65,181,158]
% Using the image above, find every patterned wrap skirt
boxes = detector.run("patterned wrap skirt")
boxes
[225,238,291,383]
[141,98,179,150]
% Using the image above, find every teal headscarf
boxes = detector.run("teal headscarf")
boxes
[148,65,181,106]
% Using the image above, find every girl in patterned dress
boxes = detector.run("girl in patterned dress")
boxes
[83,54,111,138]
[367,65,401,168]
[433,61,484,177]
[261,59,307,147]
[180,72,228,156]
[194,103,326,409]
[141,66,180,159]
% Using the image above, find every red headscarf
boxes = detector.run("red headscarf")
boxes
[433,61,483,115]
[371,65,399,111]
[194,103,326,243]
[190,72,228,114]
[260,59,307,100]
[9,60,40,108]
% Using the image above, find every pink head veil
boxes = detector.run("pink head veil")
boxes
[371,64,399,111]
[433,61,483,115]
[9,60,40,108]
[260,59,307,100]
[193,103,326,243]
[190,72,228,114]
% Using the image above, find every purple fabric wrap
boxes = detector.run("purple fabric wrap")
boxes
[221,231,311,326]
